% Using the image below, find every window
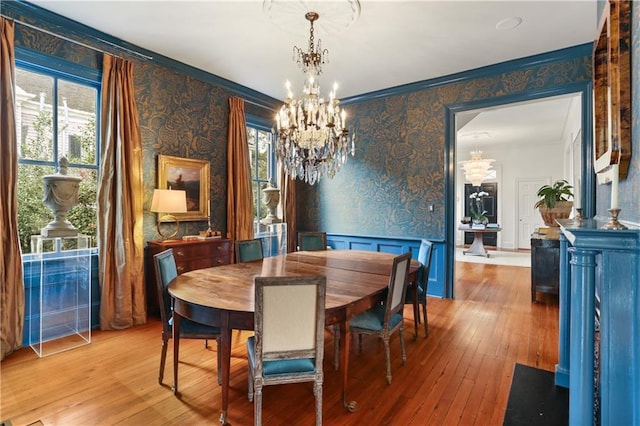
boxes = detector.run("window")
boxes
[15,52,100,253]
[246,116,276,231]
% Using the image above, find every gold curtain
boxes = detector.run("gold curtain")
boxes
[277,162,297,253]
[226,97,254,253]
[0,17,25,360]
[97,54,145,329]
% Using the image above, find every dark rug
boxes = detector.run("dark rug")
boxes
[503,363,569,426]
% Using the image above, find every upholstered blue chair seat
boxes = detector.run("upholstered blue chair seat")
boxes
[349,304,403,331]
[168,315,221,335]
[236,239,264,263]
[247,336,316,376]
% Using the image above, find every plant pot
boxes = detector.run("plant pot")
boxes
[538,201,573,227]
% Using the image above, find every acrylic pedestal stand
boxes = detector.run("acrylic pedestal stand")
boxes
[29,234,92,357]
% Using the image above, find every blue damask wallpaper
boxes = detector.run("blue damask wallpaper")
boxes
[297,52,594,239]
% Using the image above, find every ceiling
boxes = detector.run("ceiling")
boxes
[25,1,596,148]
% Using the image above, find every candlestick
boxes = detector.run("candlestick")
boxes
[602,208,627,230]
[610,164,619,209]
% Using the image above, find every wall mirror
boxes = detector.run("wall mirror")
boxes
[593,0,631,181]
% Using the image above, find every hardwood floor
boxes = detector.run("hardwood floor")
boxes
[1,261,559,425]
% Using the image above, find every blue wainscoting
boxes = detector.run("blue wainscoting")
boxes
[327,234,445,298]
[22,251,100,347]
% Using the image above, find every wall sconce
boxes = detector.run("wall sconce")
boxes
[150,189,187,240]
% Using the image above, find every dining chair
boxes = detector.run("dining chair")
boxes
[349,251,412,385]
[247,275,326,426]
[153,248,222,394]
[235,238,264,263]
[297,231,327,251]
[405,239,434,339]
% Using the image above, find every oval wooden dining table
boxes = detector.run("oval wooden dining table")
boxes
[168,249,419,425]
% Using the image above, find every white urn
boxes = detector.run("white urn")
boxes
[260,178,281,225]
[41,157,82,237]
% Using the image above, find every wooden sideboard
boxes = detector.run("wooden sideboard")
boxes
[146,238,231,317]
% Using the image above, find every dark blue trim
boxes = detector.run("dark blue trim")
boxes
[15,46,101,83]
[5,0,280,110]
[246,114,274,133]
[342,43,593,105]
[444,82,593,299]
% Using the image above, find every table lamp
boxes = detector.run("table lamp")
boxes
[150,188,187,240]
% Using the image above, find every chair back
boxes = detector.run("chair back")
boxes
[384,252,412,324]
[254,276,326,365]
[153,248,178,334]
[298,232,327,251]
[236,238,264,263]
[416,239,434,289]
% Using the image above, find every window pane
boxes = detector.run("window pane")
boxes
[16,68,54,162]
[257,130,270,180]
[58,79,97,165]
[17,163,55,252]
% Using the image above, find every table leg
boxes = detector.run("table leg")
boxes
[340,320,358,412]
[463,231,489,257]
[413,284,420,339]
[219,313,231,425]
[173,312,181,395]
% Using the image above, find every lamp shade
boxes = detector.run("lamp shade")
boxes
[150,189,187,213]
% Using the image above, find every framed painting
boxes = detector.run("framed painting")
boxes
[157,154,210,221]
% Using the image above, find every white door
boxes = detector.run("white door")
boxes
[517,178,549,249]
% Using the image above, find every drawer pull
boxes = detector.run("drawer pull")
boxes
[216,246,222,251]
[175,250,185,257]
[177,265,186,273]
[216,259,224,264]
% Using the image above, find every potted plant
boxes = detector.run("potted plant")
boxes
[534,180,574,227]
[469,190,489,225]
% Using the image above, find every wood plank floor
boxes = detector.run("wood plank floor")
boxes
[1,260,559,425]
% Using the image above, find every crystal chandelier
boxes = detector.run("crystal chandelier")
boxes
[460,150,495,187]
[275,11,355,185]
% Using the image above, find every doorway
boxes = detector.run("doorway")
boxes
[447,88,589,299]
[517,178,548,249]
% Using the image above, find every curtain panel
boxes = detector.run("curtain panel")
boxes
[97,54,145,330]
[226,97,254,256]
[0,17,25,360]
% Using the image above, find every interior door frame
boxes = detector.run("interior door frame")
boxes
[444,82,593,299]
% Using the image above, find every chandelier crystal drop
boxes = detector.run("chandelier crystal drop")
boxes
[275,11,355,185]
[460,150,495,187]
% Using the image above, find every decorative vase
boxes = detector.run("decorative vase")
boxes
[260,178,281,225]
[41,157,82,237]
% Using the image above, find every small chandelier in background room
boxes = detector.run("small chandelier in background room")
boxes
[460,150,495,187]
[275,11,355,185]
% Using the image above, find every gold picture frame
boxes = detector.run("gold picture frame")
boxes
[157,154,210,221]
